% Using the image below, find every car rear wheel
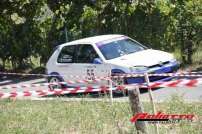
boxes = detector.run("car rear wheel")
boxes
[48,77,63,90]
[112,77,125,86]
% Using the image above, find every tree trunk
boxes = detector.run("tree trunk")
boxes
[186,40,193,64]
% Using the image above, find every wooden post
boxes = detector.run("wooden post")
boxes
[128,86,147,134]
[144,73,159,134]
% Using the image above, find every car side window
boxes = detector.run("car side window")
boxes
[57,45,76,63]
[76,45,99,63]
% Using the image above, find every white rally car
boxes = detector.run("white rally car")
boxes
[46,35,179,89]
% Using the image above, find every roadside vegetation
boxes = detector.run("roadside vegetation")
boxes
[0,0,201,72]
[0,95,201,134]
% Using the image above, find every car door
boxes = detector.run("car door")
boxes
[72,44,111,87]
[56,45,78,82]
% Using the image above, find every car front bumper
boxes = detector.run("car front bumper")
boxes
[126,61,180,84]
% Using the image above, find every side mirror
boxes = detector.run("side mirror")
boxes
[93,58,102,64]
[144,44,152,49]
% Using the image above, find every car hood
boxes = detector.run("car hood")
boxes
[105,49,174,67]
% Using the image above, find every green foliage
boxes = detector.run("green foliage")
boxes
[0,0,201,70]
[0,97,201,133]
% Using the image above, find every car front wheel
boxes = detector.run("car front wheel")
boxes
[48,77,63,90]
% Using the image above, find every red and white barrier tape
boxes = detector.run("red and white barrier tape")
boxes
[0,78,202,99]
[0,86,123,99]
[112,72,202,78]
[129,78,202,88]
[1,76,202,91]
[1,71,202,80]
[0,72,109,80]
[0,78,110,90]
[2,73,201,90]
[148,78,202,88]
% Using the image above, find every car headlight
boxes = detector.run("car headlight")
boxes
[129,66,148,73]
[170,59,181,65]
[170,59,177,62]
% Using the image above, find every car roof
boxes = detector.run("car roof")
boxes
[60,34,125,47]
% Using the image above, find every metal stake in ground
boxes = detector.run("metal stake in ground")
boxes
[108,66,113,103]
[144,73,159,134]
[109,79,113,103]
[128,85,147,134]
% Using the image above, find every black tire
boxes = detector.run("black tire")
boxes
[111,74,127,95]
[48,76,64,90]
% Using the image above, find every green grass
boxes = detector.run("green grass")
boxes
[0,96,201,134]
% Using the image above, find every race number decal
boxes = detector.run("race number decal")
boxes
[86,68,95,81]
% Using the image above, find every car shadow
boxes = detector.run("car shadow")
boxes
[0,75,44,86]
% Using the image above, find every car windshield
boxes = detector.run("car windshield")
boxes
[98,38,146,60]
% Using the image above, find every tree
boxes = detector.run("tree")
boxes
[170,0,202,64]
